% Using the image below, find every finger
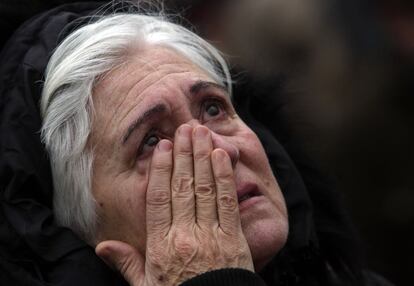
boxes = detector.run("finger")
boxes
[193,126,217,228]
[171,124,195,225]
[96,240,145,286]
[211,148,241,234]
[146,139,173,238]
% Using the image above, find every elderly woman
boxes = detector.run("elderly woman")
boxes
[0,3,393,286]
[40,12,288,285]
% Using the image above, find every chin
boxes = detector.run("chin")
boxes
[240,205,289,271]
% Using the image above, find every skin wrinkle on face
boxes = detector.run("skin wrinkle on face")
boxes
[93,69,202,155]
[122,81,230,146]
[90,46,288,270]
[93,47,201,150]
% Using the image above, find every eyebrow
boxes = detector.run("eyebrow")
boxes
[122,104,166,144]
[121,80,228,145]
[190,80,228,95]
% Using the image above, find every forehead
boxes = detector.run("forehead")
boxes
[90,46,214,146]
[94,46,212,105]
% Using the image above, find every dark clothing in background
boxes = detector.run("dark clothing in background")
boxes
[0,2,393,285]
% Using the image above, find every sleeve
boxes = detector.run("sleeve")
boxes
[180,268,267,286]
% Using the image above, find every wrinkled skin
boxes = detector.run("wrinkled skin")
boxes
[90,46,288,285]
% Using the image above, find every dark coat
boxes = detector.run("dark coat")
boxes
[0,2,393,285]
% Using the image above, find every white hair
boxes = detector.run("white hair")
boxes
[40,12,231,243]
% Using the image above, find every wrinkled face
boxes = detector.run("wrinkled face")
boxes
[90,46,288,270]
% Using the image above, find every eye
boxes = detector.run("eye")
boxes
[206,103,220,116]
[145,134,160,147]
[138,133,160,157]
[202,100,225,121]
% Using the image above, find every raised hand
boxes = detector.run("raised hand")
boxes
[96,124,253,286]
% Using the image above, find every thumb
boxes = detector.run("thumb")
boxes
[96,240,145,286]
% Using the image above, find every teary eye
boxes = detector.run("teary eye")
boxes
[205,102,220,117]
[202,99,227,122]
[144,134,160,148]
[137,133,160,158]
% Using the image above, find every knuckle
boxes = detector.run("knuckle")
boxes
[172,176,193,194]
[195,182,215,195]
[152,162,172,175]
[218,195,237,211]
[195,183,216,202]
[147,188,170,206]
[193,151,209,162]
[175,150,193,159]
[173,235,198,259]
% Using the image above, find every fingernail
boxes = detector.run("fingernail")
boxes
[178,124,192,138]
[158,140,172,151]
[212,148,225,162]
[194,126,209,138]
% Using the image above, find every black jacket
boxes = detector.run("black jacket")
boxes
[0,2,393,286]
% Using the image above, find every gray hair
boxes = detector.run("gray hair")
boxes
[40,12,231,243]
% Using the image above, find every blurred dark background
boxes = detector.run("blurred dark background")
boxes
[1,0,412,285]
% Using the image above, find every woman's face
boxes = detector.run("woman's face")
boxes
[90,46,288,270]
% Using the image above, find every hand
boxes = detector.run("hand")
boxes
[96,124,254,285]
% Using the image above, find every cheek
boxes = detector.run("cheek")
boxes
[119,166,151,222]
[94,162,151,250]
[241,132,269,164]
[96,174,148,221]
[239,131,278,186]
